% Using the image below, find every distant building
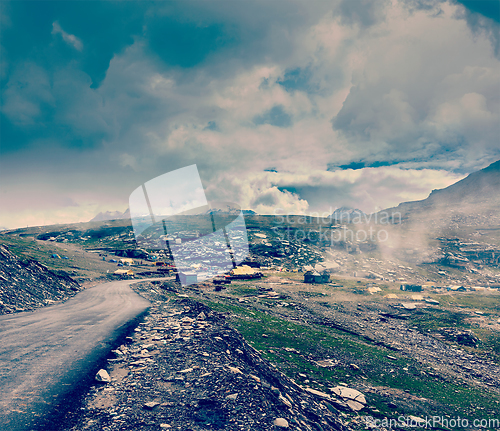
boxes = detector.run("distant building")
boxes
[229,265,263,279]
[400,284,422,292]
[304,270,330,284]
[179,272,197,285]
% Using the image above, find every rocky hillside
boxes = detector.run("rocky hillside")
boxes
[0,244,81,314]
[384,160,500,219]
[428,159,500,205]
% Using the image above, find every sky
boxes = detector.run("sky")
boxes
[1,0,499,229]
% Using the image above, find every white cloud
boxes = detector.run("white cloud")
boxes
[330,1,500,164]
[89,0,497,215]
[51,21,83,51]
[1,0,499,228]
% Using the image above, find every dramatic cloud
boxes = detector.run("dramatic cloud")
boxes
[0,0,498,228]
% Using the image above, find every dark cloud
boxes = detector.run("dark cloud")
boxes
[328,161,399,171]
[1,1,147,88]
[253,192,279,207]
[0,0,499,228]
[146,18,237,69]
[204,121,219,131]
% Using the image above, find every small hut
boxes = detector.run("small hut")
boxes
[304,270,330,284]
[400,284,422,292]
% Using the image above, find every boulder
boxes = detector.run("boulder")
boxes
[273,418,289,428]
[95,369,111,383]
[330,386,366,411]
[304,387,331,399]
[143,401,160,410]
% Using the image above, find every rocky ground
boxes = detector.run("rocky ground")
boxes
[289,299,500,393]
[0,244,82,314]
[2,213,500,430]
[65,288,348,431]
[58,272,500,431]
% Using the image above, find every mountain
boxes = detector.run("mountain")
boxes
[90,209,130,222]
[92,207,255,222]
[206,208,257,215]
[330,207,366,223]
[380,159,500,219]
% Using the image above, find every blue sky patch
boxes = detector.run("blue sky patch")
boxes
[253,105,292,128]
[277,66,317,93]
[456,0,500,22]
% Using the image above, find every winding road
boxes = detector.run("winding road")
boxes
[0,279,152,431]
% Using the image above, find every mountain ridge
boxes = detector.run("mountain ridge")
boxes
[379,159,500,218]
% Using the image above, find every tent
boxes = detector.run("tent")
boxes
[114,269,133,276]
[231,265,255,276]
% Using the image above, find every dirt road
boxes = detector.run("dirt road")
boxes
[0,279,151,431]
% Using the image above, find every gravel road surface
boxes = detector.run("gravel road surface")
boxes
[0,279,151,431]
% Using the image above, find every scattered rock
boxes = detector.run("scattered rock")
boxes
[331,386,366,411]
[0,244,81,316]
[304,387,331,400]
[273,418,289,428]
[278,394,292,408]
[143,401,160,410]
[95,369,111,383]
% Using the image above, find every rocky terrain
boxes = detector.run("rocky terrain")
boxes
[65,288,347,431]
[0,244,82,314]
[47,270,497,431]
[1,161,500,430]
[382,160,500,220]
[436,237,500,274]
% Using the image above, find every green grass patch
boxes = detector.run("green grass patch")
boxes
[434,293,500,314]
[408,308,473,332]
[201,299,500,422]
